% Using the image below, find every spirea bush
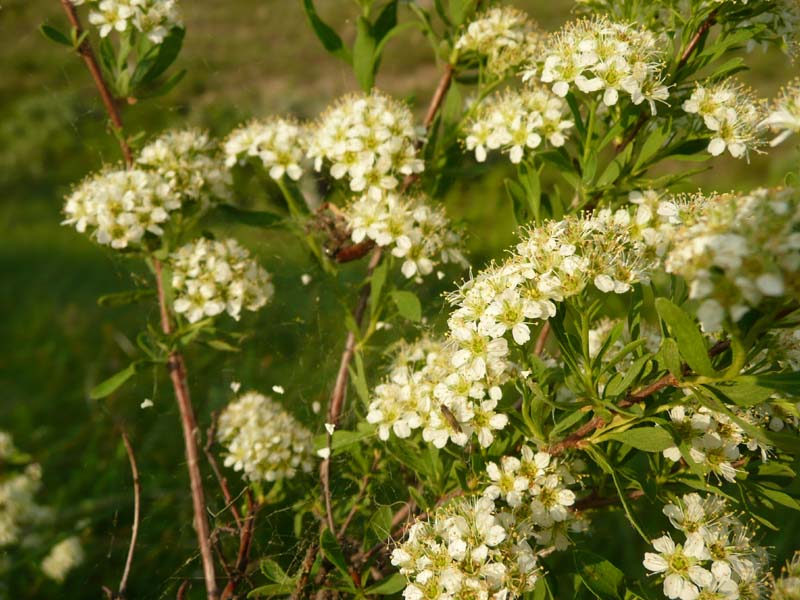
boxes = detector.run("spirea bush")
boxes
[21,0,800,598]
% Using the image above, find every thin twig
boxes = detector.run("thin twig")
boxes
[176,581,191,600]
[204,414,243,531]
[58,0,133,165]
[154,259,219,599]
[118,430,141,598]
[534,322,550,357]
[220,491,258,600]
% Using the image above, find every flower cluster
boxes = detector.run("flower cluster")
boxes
[62,168,174,249]
[72,0,182,44]
[391,496,540,600]
[0,434,51,548]
[483,448,579,551]
[772,550,800,600]
[682,80,765,159]
[661,402,751,483]
[762,79,800,147]
[644,493,769,600]
[170,237,274,323]
[533,17,669,111]
[223,117,306,181]
[454,7,540,77]
[343,192,467,280]
[307,91,423,199]
[137,128,230,208]
[664,187,800,333]
[41,537,85,583]
[463,86,573,164]
[216,391,314,482]
[366,336,510,449]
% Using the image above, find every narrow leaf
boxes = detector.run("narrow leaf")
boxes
[391,290,422,322]
[655,298,716,377]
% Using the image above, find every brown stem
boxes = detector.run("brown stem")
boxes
[118,430,141,598]
[58,0,133,165]
[154,259,219,599]
[534,322,550,357]
[204,415,243,531]
[321,248,383,532]
[220,491,258,600]
[176,581,191,600]
[422,63,454,130]
[337,451,381,541]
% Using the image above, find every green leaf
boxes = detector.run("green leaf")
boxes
[735,372,800,396]
[391,290,422,322]
[655,298,716,377]
[204,339,241,353]
[136,27,185,88]
[319,528,351,581]
[40,24,71,46]
[365,573,407,595]
[657,337,682,380]
[574,550,624,600]
[518,162,542,222]
[248,582,294,597]
[137,68,186,99]
[353,17,377,91]
[596,156,624,188]
[505,178,530,225]
[606,427,673,453]
[373,0,398,42]
[753,483,800,512]
[302,0,351,64]
[633,122,671,171]
[370,262,388,318]
[214,204,286,228]
[368,505,394,541]
[709,381,775,407]
[260,558,293,585]
[449,0,478,25]
[97,289,156,307]
[90,362,141,400]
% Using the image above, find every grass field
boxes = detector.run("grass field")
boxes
[1,1,799,598]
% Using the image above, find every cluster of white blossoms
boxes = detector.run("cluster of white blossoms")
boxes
[463,86,574,164]
[366,336,511,449]
[454,7,540,77]
[223,117,306,181]
[762,79,800,147]
[483,448,580,551]
[170,237,274,323]
[71,0,181,44]
[644,493,769,600]
[307,91,424,200]
[664,187,800,333]
[772,551,800,600]
[62,168,175,249]
[661,400,766,482]
[531,17,669,111]
[137,128,230,208]
[41,537,85,583]
[0,434,51,548]
[682,80,765,159]
[216,391,314,482]
[343,192,467,280]
[391,496,540,600]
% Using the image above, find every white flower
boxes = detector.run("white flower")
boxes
[81,0,182,43]
[224,117,306,180]
[644,534,712,600]
[682,81,765,159]
[217,391,315,482]
[307,91,423,199]
[170,237,274,323]
[41,537,84,583]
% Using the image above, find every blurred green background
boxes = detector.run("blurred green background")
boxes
[1,1,798,598]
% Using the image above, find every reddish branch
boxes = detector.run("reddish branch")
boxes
[294,63,456,600]
[59,0,133,165]
[154,259,219,599]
